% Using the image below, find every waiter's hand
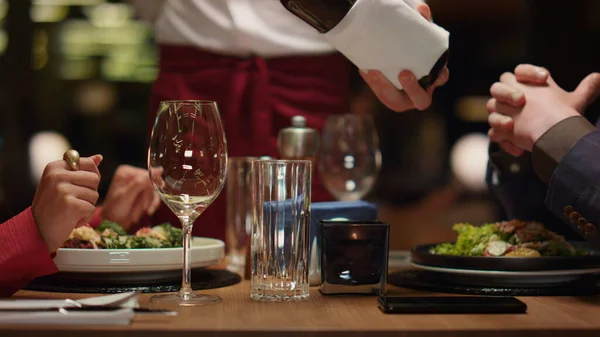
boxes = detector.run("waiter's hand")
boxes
[360,3,449,112]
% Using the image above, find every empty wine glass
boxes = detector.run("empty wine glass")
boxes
[148,100,228,306]
[318,114,381,201]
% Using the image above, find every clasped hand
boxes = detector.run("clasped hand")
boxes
[486,64,600,156]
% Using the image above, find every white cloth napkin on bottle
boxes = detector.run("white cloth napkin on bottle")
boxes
[323,0,450,90]
[0,292,138,325]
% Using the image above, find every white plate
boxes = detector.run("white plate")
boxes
[389,250,411,269]
[55,237,224,273]
[411,262,600,286]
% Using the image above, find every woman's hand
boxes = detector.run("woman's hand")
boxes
[32,155,103,253]
[101,165,160,229]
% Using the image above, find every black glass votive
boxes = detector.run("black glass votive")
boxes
[320,221,389,295]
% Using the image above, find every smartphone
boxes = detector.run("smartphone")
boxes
[378,296,527,314]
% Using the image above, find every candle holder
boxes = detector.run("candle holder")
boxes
[309,201,378,286]
[319,220,389,295]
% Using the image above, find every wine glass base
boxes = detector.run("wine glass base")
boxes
[150,292,222,307]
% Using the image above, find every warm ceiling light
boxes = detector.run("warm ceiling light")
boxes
[33,0,105,6]
[0,1,7,22]
[30,5,69,23]
[85,3,133,28]
[455,96,490,122]
[0,30,7,55]
[450,133,490,193]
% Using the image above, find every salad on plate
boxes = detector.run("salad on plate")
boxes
[61,221,183,249]
[430,219,587,257]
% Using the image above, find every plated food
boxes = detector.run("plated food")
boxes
[410,219,600,287]
[429,220,587,257]
[62,221,183,249]
[55,236,225,275]
[55,221,225,276]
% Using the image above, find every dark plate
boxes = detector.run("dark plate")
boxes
[411,242,600,272]
[388,270,600,296]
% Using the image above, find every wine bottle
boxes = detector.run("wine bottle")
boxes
[280,0,356,33]
[281,0,449,90]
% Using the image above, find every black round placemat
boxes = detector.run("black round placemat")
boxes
[389,270,600,296]
[24,269,241,294]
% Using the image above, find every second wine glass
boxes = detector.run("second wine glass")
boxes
[148,100,228,306]
[319,114,381,201]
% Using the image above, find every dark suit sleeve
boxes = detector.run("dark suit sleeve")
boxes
[532,116,596,184]
[543,129,600,246]
[486,148,576,239]
[486,115,600,246]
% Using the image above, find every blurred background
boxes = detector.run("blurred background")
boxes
[1,0,599,250]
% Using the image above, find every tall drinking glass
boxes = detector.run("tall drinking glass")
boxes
[318,114,381,201]
[225,157,257,272]
[250,160,311,301]
[148,100,227,306]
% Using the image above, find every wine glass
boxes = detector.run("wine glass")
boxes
[148,100,228,306]
[318,114,381,201]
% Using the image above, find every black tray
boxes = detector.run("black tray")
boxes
[412,242,600,272]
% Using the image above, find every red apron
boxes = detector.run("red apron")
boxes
[143,44,351,241]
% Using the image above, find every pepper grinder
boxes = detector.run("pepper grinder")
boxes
[278,115,320,284]
[277,116,319,165]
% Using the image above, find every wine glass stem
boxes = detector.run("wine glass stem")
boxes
[179,216,194,298]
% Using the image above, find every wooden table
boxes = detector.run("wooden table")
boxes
[3,280,600,337]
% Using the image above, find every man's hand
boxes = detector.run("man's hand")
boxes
[101,165,160,230]
[32,155,103,253]
[487,64,600,156]
[487,71,592,154]
[360,3,449,112]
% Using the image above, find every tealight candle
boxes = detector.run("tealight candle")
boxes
[319,221,389,295]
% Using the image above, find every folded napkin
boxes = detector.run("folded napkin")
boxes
[0,308,135,325]
[0,292,138,325]
[323,0,450,90]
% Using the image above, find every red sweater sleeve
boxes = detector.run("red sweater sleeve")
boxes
[88,206,103,229]
[0,208,58,297]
